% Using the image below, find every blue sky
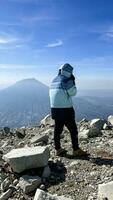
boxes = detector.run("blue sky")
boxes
[0,0,113,90]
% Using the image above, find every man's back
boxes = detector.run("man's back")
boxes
[49,73,77,108]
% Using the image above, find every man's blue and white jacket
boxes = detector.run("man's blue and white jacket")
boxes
[49,74,77,108]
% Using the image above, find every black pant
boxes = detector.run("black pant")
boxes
[52,107,79,151]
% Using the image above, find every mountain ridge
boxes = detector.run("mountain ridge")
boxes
[0,78,113,127]
[0,78,50,127]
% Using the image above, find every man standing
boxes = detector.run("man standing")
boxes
[49,63,87,156]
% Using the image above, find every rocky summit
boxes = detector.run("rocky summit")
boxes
[0,115,113,200]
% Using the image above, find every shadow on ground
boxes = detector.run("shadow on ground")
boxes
[62,152,113,166]
[47,160,67,186]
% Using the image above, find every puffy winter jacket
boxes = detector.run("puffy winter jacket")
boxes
[49,74,77,108]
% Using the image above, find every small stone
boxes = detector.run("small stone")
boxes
[39,184,46,190]
[34,189,73,200]
[40,115,54,126]
[16,183,20,189]
[88,196,94,200]
[3,127,10,134]
[90,119,105,130]
[103,123,110,130]
[98,181,113,200]
[19,175,41,194]
[1,178,11,192]
[78,130,89,140]
[70,161,79,167]
[13,179,18,186]
[0,188,13,200]
[108,115,113,125]
[17,142,25,148]
[0,150,3,155]
[15,130,25,138]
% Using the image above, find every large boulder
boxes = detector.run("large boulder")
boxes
[90,119,105,130]
[3,146,50,173]
[98,181,113,200]
[34,189,72,200]
[108,115,113,126]
[19,175,41,194]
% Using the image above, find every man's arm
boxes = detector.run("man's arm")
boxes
[63,78,77,97]
[67,84,77,96]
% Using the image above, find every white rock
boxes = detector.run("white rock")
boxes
[1,178,11,192]
[19,175,41,194]
[79,127,102,140]
[30,134,48,144]
[88,196,94,200]
[40,115,54,126]
[108,115,113,125]
[39,184,46,190]
[0,189,13,200]
[44,129,53,135]
[42,165,51,178]
[103,123,109,130]
[98,181,113,200]
[70,161,79,167]
[90,119,105,130]
[1,142,9,148]
[34,189,53,200]
[3,146,50,173]
[78,130,89,140]
[17,142,25,148]
[13,179,18,186]
[80,118,88,123]
[34,189,72,200]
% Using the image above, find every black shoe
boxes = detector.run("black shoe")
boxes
[56,148,67,156]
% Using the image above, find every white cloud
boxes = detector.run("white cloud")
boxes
[105,32,113,38]
[0,64,37,70]
[46,39,63,48]
[0,36,18,44]
[21,14,56,23]
[88,24,113,41]
[0,22,21,26]
[74,56,113,71]
[0,31,34,51]
[98,25,113,41]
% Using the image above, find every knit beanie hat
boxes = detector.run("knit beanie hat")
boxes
[60,63,73,73]
[60,63,73,77]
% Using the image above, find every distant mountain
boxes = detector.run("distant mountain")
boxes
[0,78,50,127]
[74,96,113,121]
[0,79,113,127]
[77,89,113,97]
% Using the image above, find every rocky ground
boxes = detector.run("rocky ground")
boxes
[0,115,113,200]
